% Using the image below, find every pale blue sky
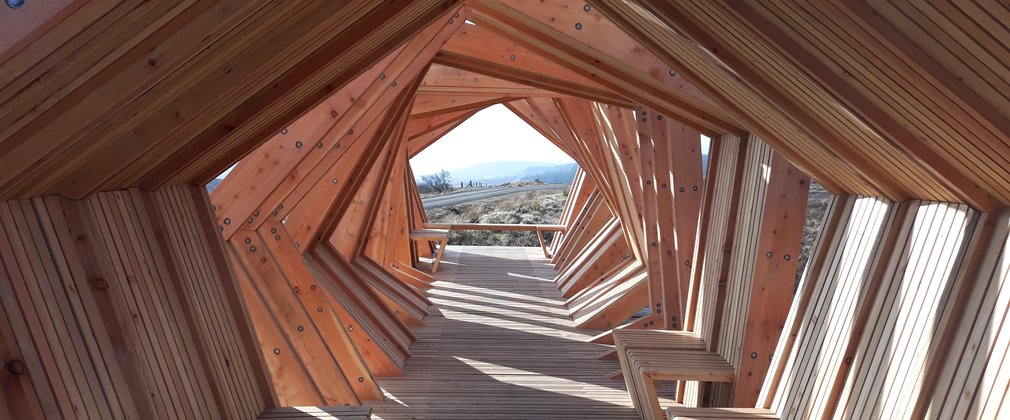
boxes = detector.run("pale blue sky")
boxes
[409,105,574,175]
[409,104,711,177]
[219,104,712,179]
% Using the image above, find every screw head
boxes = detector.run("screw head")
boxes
[223,218,231,225]
[317,307,323,312]
[295,141,303,148]
[575,22,583,30]
[273,348,281,355]
[751,352,758,359]
[249,246,256,252]
[297,325,304,332]
[281,128,288,135]
[244,237,252,244]
[509,54,516,61]
[4,359,26,375]
[766,251,774,258]
[583,4,590,12]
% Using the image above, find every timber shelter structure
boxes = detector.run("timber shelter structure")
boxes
[2,1,1010,419]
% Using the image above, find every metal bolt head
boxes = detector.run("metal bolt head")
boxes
[784,254,792,261]
[281,128,288,135]
[751,352,758,359]
[297,325,304,332]
[244,237,252,244]
[509,54,516,61]
[275,235,281,241]
[317,307,323,312]
[766,251,774,258]
[583,3,590,12]
[317,142,323,148]
[575,22,583,30]
[332,179,338,184]
[223,218,231,225]
[4,359,26,375]
[295,141,303,148]
[271,228,277,234]
[273,348,281,355]
[249,246,256,252]
[358,377,365,382]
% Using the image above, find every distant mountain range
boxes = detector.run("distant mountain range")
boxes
[210,155,710,191]
[424,161,579,186]
[418,154,708,187]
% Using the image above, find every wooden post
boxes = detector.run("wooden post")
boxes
[732,152,810,406]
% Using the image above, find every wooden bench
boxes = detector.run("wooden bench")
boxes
[410,228,449,273]
[624,348,735,419]
[666,407,778,419]
[422,222,565,258]
[258,406,372,419]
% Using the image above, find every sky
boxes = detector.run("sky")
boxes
[218,104,712,180]
[409,104,575,175]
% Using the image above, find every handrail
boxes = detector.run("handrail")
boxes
[420,223,565,258]
[421,223,565,232]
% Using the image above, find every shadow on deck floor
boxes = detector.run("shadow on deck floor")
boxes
[370,246,674,420]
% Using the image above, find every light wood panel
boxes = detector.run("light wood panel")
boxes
[0,185,272,419]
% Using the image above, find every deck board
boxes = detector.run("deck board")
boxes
[370,246,673,419]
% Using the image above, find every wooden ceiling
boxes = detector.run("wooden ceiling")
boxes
[2,0,1009,211]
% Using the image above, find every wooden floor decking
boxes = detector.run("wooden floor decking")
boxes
[370,246,671,419]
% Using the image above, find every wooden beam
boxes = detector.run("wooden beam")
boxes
[469,0,743,136]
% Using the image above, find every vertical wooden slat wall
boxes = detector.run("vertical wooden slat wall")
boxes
[0,185,271,420]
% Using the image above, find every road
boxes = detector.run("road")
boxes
[422,184,567,209]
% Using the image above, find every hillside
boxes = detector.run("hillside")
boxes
[426,189,567,246]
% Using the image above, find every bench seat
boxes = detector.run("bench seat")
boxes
[622,348,734,420]
[409,228,449,273]
[666,407,779,419]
